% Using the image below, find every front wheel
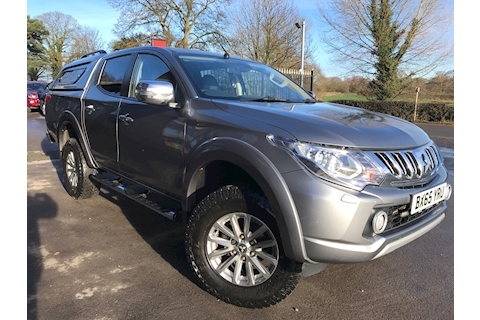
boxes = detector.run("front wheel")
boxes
[185,185,301,308]
[61,138,99,199]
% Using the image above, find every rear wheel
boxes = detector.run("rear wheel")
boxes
[61,138,99,199]
[185,185,301,308]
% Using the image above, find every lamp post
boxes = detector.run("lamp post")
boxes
[295,20,305,88]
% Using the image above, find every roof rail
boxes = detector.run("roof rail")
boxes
[81,50,107,58]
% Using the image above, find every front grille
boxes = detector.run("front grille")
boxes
[363,142,446,234]
[373,142,442,183]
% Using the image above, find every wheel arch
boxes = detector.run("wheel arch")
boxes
[57,111,98,169]
[183,137,309,263]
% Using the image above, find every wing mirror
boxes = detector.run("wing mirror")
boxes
[306,90,316,100]
[135,80,178,107]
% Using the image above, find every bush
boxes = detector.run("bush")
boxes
[329,100,454,123]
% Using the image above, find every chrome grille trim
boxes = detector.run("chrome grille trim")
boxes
[395,152,415,179]
[376,152,401,177]
[405,152,421,178]
[426,147,438,167]
[373,142,443,184]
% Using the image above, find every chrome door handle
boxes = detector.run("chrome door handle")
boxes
[119,113,134,123]
[86,105,95,114]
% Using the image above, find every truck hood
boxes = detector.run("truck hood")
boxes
[213,100,430,149]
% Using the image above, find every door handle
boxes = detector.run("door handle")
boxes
[86,104,95,114]
[119,113,134,123]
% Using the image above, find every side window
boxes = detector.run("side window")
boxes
[129,54,175,98]
[98,55,131,95]
[58,67,86,84]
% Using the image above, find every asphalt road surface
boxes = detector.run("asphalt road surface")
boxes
[27,111,454,320]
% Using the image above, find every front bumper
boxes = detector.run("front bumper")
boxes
[282,165,450,264]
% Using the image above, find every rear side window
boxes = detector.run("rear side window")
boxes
[98,55,131,95]
[58,67,86,85]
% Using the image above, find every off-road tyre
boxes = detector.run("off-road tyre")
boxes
[61,138,99,199]
[185,185,302,308]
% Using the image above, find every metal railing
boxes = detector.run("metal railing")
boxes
[276,68,314,91]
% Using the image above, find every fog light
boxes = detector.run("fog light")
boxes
[445,184,452,201]
[372,210,388,234]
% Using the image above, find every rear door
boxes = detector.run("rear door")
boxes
[84,53,133,170]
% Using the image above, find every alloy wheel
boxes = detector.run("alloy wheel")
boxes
[65,151,79,188]
[206,212,279,286]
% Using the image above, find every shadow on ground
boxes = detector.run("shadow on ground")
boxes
[27,193,58,320]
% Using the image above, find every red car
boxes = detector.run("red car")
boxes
[27,81,47,112]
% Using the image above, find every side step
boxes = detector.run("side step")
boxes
[90,173,179,221]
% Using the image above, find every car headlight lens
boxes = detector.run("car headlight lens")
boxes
[267,135,385,190]
[28,93,38,99]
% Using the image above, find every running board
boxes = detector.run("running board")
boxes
[90,173,178,221]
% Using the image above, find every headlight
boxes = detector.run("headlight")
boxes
[267,135,385,190]
[28,93,38,99]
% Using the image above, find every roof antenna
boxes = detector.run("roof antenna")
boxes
[220,43,229,59]
[214,33,230,59]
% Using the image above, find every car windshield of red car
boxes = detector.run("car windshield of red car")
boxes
[27,83,46,91]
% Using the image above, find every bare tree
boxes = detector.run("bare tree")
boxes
[37,11,80,78]
[107,0,230,49]
[69,26,106,61]
[35,12,106,79]
[317,0,453,100]
[427,70,454,94]
[227,0,312,70]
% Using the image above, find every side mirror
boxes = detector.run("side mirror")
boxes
[135,80,177,107]
[306,90,316,100]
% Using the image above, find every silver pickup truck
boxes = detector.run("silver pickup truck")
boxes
[45,46,452,308]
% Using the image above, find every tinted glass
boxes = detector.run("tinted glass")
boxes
[129,54,173,98]
[99,55,131,95]
[58,68,86,84]
[175,54,312,102]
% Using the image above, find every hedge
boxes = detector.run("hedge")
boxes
[329,100,454,123]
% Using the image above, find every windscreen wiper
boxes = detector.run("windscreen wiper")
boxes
[303,98,316,104]
[240,96,290,102]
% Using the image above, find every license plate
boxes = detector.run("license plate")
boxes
[410,183,449,215]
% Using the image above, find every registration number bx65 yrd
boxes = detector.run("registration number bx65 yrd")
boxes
[410,182,451,215]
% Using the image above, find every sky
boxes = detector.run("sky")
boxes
[26,0,454,78]
[25,0,356,78]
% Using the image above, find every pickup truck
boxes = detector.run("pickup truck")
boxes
[45,46,452,308]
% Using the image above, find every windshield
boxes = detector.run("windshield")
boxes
[27,82,46,91]
[175,53,314,103]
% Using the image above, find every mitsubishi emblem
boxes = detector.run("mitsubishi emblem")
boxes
[422,153,433,175]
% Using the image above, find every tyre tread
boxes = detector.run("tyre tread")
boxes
[61,138,99,200]
[185,185,301,308]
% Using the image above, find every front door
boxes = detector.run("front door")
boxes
[117,53,186,198]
